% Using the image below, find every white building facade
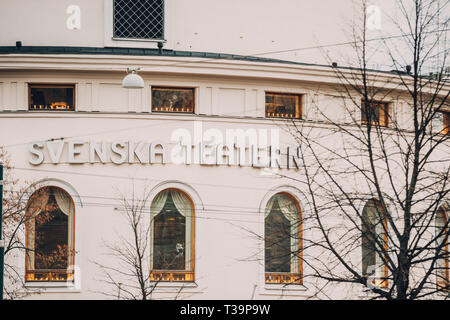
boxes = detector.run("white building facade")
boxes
[0,0,448,300]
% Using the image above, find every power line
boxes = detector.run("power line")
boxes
[3,188,269,212]
[3,189,292,224]
[9,165,296,192]
[249,28,450,57]
[4,188,271,215]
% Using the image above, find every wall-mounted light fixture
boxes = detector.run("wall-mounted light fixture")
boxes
[122,67,144,89]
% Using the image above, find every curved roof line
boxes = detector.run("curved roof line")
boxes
[0,45,311,64]
[0,46,431,79]
[0,45,387,73]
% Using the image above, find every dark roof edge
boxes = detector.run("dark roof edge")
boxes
[0,45,308,65]
[4,46,435,80]
[0,45,393,74]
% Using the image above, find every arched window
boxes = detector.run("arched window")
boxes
[25,186,75,281]
[264,192,302,284]
[436,206,449,291]
[361,199,388,287]
[150,188,194,282]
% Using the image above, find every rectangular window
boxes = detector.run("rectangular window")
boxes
[29,84,75,111]
[152,87,195,113]
[265,93,302,119]
[113,0,164,40]
[361,100,389,127]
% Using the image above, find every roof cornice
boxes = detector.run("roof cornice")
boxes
[0,47,448,94]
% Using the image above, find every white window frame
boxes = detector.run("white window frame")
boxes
[19,179,83,293]
[146,180,204,288]
[262,88,308,120]
[258,185,314,296]
[435,204,450,293]
[104,0,174,49]
[356,195,399,297]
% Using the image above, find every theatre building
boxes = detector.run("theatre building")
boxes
[0,1,449,299]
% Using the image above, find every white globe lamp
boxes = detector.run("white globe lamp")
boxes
[122,67,144,89]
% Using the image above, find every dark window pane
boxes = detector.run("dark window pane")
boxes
[361,219,376,276]
[443,112,450,135]
[361,101,388,126]
[361,199,386,277]
[34,194,68,270]
[153,192,186,270]
[265,199,291,273]
[152,87,194,113]
[265,93,301,119]
[114,0,164,39]
[29,84,75,111]
[26,187,74,282]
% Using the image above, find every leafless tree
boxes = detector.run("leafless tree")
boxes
[94,185,188,300]
[273,0,449,299]
[0,147,42,299]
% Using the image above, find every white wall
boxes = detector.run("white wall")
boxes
[0,0,378,66]
[0,65,448,299]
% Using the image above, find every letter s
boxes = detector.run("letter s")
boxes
[111,141,127,164]
[29,142,44,165]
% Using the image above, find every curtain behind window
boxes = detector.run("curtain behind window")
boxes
[151,189,193,271]
[265,193,300,273]
[53,187,74,266]
[171,190,193,270]
[362,199,387,280]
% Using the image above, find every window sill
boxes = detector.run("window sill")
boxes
[361,121,389,128]
[264,283,308,291]
[357,285,389,299]
[111,37,166,43]
[28,110,76,112]
[151,111,195,115]
[24,281,81,293]
[259,283,314,297]
[265,116,302,120]
[149,281,198,289]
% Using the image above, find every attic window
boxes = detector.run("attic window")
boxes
[29,84,75,111]
[113,0,164,40]
[265,93,302,119]
[152,87,195,113]
[361,100,389,127]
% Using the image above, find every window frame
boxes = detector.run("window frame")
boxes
[361,199,389,289]
[149,188,195,282]
[361,100,389,127]
[151,86,195,114]
[436,206,449,292]
[265,92,302,120]
[264,192,303,285]
[112,0,165,41]
[104,0,174,49]
[24,186,76,283]
[28,83,76,112]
